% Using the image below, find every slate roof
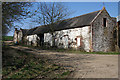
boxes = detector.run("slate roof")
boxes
[21,29,29,36]
[26,10,101,35]
[26,27,38,35]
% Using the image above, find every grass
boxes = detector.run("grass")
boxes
[20,44,120,55]
[61,71,71,77]
[2,36,13,41]
[3,42,119,79]
[44,47,120,55]
[2,45,71,79]
[66,50,120,55]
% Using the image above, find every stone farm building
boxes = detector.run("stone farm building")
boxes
[13,7,117,52]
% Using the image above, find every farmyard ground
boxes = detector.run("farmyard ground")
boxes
[9,46,118,78]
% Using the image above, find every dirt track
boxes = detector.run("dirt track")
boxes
[10,45,118,78]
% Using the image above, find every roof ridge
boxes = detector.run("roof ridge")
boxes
[34,10,101,28]
[31,10,101,30]
[61,10,101,21]
[28,10,102,35]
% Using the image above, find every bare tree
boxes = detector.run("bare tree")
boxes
[2,2,33,36]
[37,2,71,47]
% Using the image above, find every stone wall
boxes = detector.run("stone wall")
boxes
[92,9,116,52]
[13,8,116,52]
[44,26,91,52]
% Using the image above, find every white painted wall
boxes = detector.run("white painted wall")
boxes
[13,31,18,43]
[44,26,91,52]
[18,30,23,43]
[44,33,53,46]
[26,34,40,46]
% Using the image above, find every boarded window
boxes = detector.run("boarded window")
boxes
[103,18,107,27]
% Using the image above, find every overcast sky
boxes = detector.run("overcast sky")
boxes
[7,2,118,36]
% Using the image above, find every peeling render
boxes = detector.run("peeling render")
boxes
[44,26,91,52]
[44,9,116,52]
[26,34,40,46]
[13,29,18,43]
[13,7,117,52]
[18,29,23,43]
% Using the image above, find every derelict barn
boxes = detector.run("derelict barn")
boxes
[13,7,117,52]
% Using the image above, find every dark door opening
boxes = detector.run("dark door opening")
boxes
[103,18,107,27]
[37,34,44,46]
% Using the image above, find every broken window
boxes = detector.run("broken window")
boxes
[103,18,107,27]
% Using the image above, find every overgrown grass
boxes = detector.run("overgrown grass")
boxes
[2,36,13,41]
[2,46,71,79]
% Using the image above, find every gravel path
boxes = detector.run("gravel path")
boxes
[10,45,118,78]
